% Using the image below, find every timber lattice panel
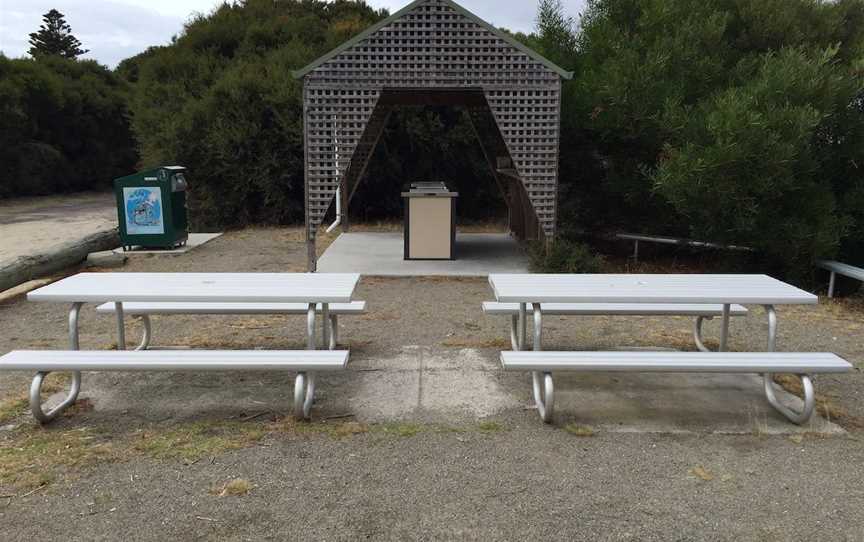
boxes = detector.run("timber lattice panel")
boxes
[302,0,562,240]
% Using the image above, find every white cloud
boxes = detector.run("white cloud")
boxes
[0,0,586,68]
[0,0,220,67]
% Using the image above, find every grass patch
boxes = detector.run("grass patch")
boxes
[563,423,595,437]
[376,422,425,437]
[0,426,116,490]
[477,421,506,433]
[0,415,509,493]
[131,421,266,462]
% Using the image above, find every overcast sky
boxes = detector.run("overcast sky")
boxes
[0,0,587,68]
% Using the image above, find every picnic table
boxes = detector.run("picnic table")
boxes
[488,274,841,424]
[489,274,817,352]
[17,272,360,421]
[28,272,360,350]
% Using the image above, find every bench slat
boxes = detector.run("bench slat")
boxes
[95,301,366,316]
[818,260,864,281]
[0,350,349,372]
[483,302,748,317]
[500,351,851,374]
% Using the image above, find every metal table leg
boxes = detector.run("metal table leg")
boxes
[321,303,330,350]
[306,303,316,350]
[30,302,83,423]
[296,303,318,420]
[693,316,713,352]
[329,315,338,350]
[518,303,527,351]
[529,302,554,423]
[719,303,731,352]
[115,302,126,351]
[760,304,815,424]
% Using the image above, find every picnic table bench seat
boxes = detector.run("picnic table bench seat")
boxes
[0,349,349,423]
[96,301,367,350]
[501,350,851,424]
[818,260,864,298]
[482,302,748,352]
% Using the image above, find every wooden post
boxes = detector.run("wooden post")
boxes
[307,234,317,273]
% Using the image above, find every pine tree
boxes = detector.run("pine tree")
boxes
[28,9,88,59]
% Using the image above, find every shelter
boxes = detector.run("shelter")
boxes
[294,0,572,271]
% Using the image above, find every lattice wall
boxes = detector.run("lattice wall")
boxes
[300,0,566,244]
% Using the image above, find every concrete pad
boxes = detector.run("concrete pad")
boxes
[317,232,529,276]
[64,345,842,435]
[548,372,843,435]
[112,233,222,255]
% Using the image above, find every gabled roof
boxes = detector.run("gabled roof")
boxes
[292,0,574,80]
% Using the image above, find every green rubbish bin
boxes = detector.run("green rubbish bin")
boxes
[114,166,189,250]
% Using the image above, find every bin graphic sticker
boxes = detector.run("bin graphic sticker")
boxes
[123,187,164,235]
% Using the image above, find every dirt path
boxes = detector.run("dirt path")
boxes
[0,192,116,268]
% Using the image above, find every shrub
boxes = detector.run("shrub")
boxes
[0,55,137,198]
[128,0,386,230]
[529,240,605,273]
[560,0,864,283]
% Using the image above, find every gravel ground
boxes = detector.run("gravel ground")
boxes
[0,227,862,540]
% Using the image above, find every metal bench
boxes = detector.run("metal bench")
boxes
[817,260,864,298]
[0,349,349,423]
[95,301,367,350]
[482,302,748,352]
[501,351,851,424]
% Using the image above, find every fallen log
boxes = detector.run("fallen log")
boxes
[0,228,119,293]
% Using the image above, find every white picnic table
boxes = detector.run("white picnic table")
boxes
[488,274,817,352]
[28,272,361,351]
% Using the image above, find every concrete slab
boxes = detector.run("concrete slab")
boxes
[317,232,529,276]
[112,233,222,255]
[69,345,843,435]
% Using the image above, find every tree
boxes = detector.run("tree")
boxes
[535,0,577,68]
[569,0,864,281]
[28,9,89,59]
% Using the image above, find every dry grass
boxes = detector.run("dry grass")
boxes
[361,311,401,322]
[0,373,70,424]
[440,337,510,349]
[0,415,535,493]
[563,423,595,437]
[688,466,714,481]
[772,374,864,429]
[211,478,253,497]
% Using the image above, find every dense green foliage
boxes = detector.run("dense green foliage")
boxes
[0,55,136,197]
[28,9,89,60]
[3,0,863,282]
[127,0,388,229]
[529,239,605,273]
[557,0,864,279]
